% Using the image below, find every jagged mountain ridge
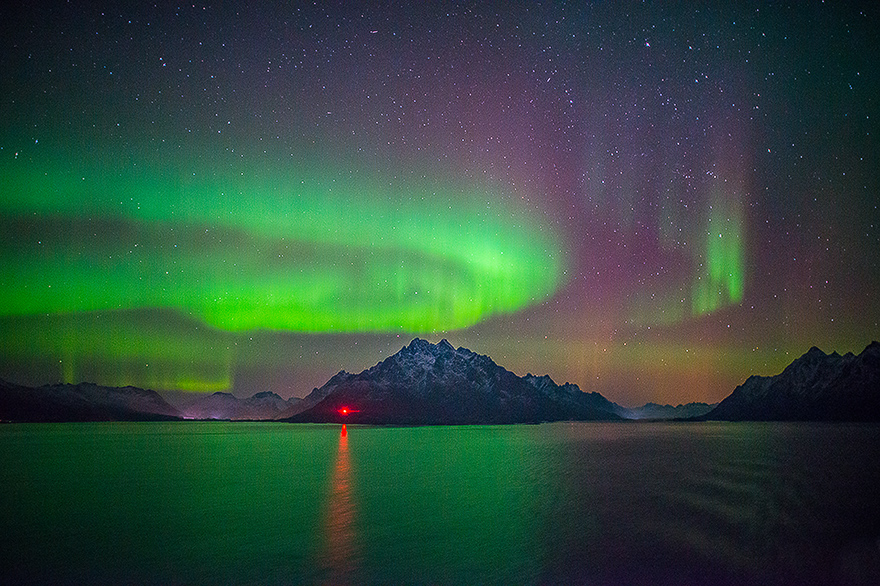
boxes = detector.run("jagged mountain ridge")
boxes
[181,391,300,420]
[7,340,873,424]
[283,338,624,424]
[700,341,880,421]
[0,379,181,422]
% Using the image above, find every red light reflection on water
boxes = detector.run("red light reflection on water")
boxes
[318,423,358,584]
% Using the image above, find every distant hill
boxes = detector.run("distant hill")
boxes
[180,391,300,420]
[699,342,880,421]
[0,379,181,422]
[623,402,718,420]
[282,338,623,424]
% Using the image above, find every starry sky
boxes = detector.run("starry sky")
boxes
[1,1,877,407]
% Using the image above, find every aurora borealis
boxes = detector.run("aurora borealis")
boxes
[1,2,878,406]
[1,154,562,331]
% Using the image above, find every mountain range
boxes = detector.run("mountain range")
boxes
[698,341,880,421]
[180,391,300,420]
[624,402,718,420]
[2,339,876,423]
[0,379,181,422]
[283,338,687,424]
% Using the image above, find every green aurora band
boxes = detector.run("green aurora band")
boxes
[0,154,565,334]
[0,150,564,389]
[623,179,747,328]
[692,186,745,316]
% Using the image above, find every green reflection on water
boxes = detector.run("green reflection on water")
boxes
[342,425,549,584]
[0,422,561,585]
[1,423,337,584]
[3,422,880,585]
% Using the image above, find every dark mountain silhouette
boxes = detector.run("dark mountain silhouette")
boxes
[281,338,623,424]
[9,339,872,425]
[699,342,880,421]
[0,379,181,422]
[181,391,300,420]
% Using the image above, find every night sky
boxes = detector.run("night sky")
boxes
[1,2,877,407]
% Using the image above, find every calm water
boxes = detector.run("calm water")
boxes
[2,422,880,585]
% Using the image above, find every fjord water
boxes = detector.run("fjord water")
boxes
[2,422,880,585]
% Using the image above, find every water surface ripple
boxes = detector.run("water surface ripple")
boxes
[2,421,879,585]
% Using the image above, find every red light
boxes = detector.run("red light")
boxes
[337,407,359,416]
